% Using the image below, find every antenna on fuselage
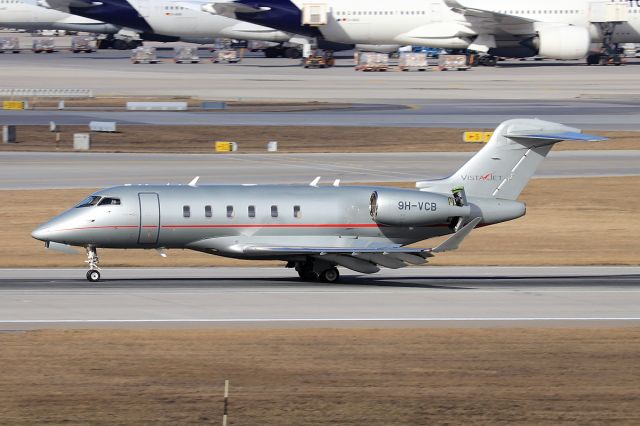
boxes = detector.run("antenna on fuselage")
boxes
[188,176,200,187]
[333,179,340,187]
[309,176,321,187]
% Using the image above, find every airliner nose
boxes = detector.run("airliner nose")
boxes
[31,224,50,241]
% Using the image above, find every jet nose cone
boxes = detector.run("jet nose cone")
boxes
[31,225,49,241]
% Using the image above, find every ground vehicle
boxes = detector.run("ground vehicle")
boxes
[303,50,335,68]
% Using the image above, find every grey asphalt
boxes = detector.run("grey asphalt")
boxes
[1,267,639,329]
[2,50,640,102]
[4,99,640,130]
[1,150,637,189]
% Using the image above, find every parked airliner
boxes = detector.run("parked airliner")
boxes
[201,0,640,63]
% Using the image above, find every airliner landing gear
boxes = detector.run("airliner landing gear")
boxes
[588,22,623,66]
[320,267,340,283]
[294,260,340,283]
[85,246,100,282]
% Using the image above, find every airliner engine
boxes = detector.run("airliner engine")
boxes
[369,190,470,227]
[530,25,591,59]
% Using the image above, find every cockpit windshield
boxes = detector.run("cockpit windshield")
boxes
[98,197,121,206]
[75,196,101,208]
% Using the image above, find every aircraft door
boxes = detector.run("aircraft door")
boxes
[430,2,442,23]
[138,193,160,245]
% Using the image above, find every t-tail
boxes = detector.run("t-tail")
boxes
[416,119,607,200]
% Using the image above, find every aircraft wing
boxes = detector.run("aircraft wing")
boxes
[198,0,268,17]
[38,0,97,11]
[241,218,481,273]
[443,0,535,26]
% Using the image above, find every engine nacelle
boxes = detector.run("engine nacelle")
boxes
[468,197,526,225]
[370,190,470,227]
[532,25,590,60]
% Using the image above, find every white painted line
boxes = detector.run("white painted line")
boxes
[1,318,640,323]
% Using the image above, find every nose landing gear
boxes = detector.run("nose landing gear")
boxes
[85,246,101,282]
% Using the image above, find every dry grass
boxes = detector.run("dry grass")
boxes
[2,176,639,268]
[0,125,636,153]
[1,328,640,425]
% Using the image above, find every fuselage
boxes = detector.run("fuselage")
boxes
[59,0,291,43]
[31,185,463,258]
[233,0,640,49]
[0,0,118,33]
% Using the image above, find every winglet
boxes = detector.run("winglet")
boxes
[333,179,340,187]
[188,176,200,187]
[309,176,321,187]
[432,217,481,253]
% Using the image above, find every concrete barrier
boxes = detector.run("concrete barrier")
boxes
[89,121,117,132]
[73,133,91,150]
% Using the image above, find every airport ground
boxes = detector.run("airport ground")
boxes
[2,35,640,425]
[1,327,640,425]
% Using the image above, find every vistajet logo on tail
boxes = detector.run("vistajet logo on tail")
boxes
[461,172,514,182]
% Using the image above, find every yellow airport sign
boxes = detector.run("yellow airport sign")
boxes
[463,131,493,143]
[215,141,237,152]
[3,101,24,110]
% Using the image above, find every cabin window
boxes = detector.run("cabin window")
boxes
[75,196,101,208]
[271,205,278,218]
[226,205,234,218]
[248,205,256,218]
[183,205,190,218]
[98,197,120,206]
[205,205,212,218]
[294,205,301,218]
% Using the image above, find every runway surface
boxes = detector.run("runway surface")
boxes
[5,99,640,129]
[1,150,637,189]
[1,267,639,329]
[2,50,640,102]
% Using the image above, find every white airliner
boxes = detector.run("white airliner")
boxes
[0,0,118,34]
[40,0,295,53]
[202,0,640,63]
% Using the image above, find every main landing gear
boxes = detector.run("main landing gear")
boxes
[85,246,100,282]
[292,259,341,283]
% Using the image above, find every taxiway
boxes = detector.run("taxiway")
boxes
[1,150,637,189]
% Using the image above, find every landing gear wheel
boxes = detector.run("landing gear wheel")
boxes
[320,267,340,283]
[112,39,129,50]
[586,54,600,65]
[86,270,100,282]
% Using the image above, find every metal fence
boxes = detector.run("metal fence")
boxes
[0,88,93,98]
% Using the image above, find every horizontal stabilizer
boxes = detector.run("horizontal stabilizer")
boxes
[506,131,608,142]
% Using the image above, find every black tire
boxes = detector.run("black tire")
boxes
[485,56,497,67]
[86,270,100,282]
[112,39,129,50]
[320,268,340,283]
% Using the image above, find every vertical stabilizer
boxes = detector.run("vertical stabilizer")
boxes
[416,119,606,200]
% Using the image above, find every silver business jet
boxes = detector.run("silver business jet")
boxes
[32,119,605,283]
